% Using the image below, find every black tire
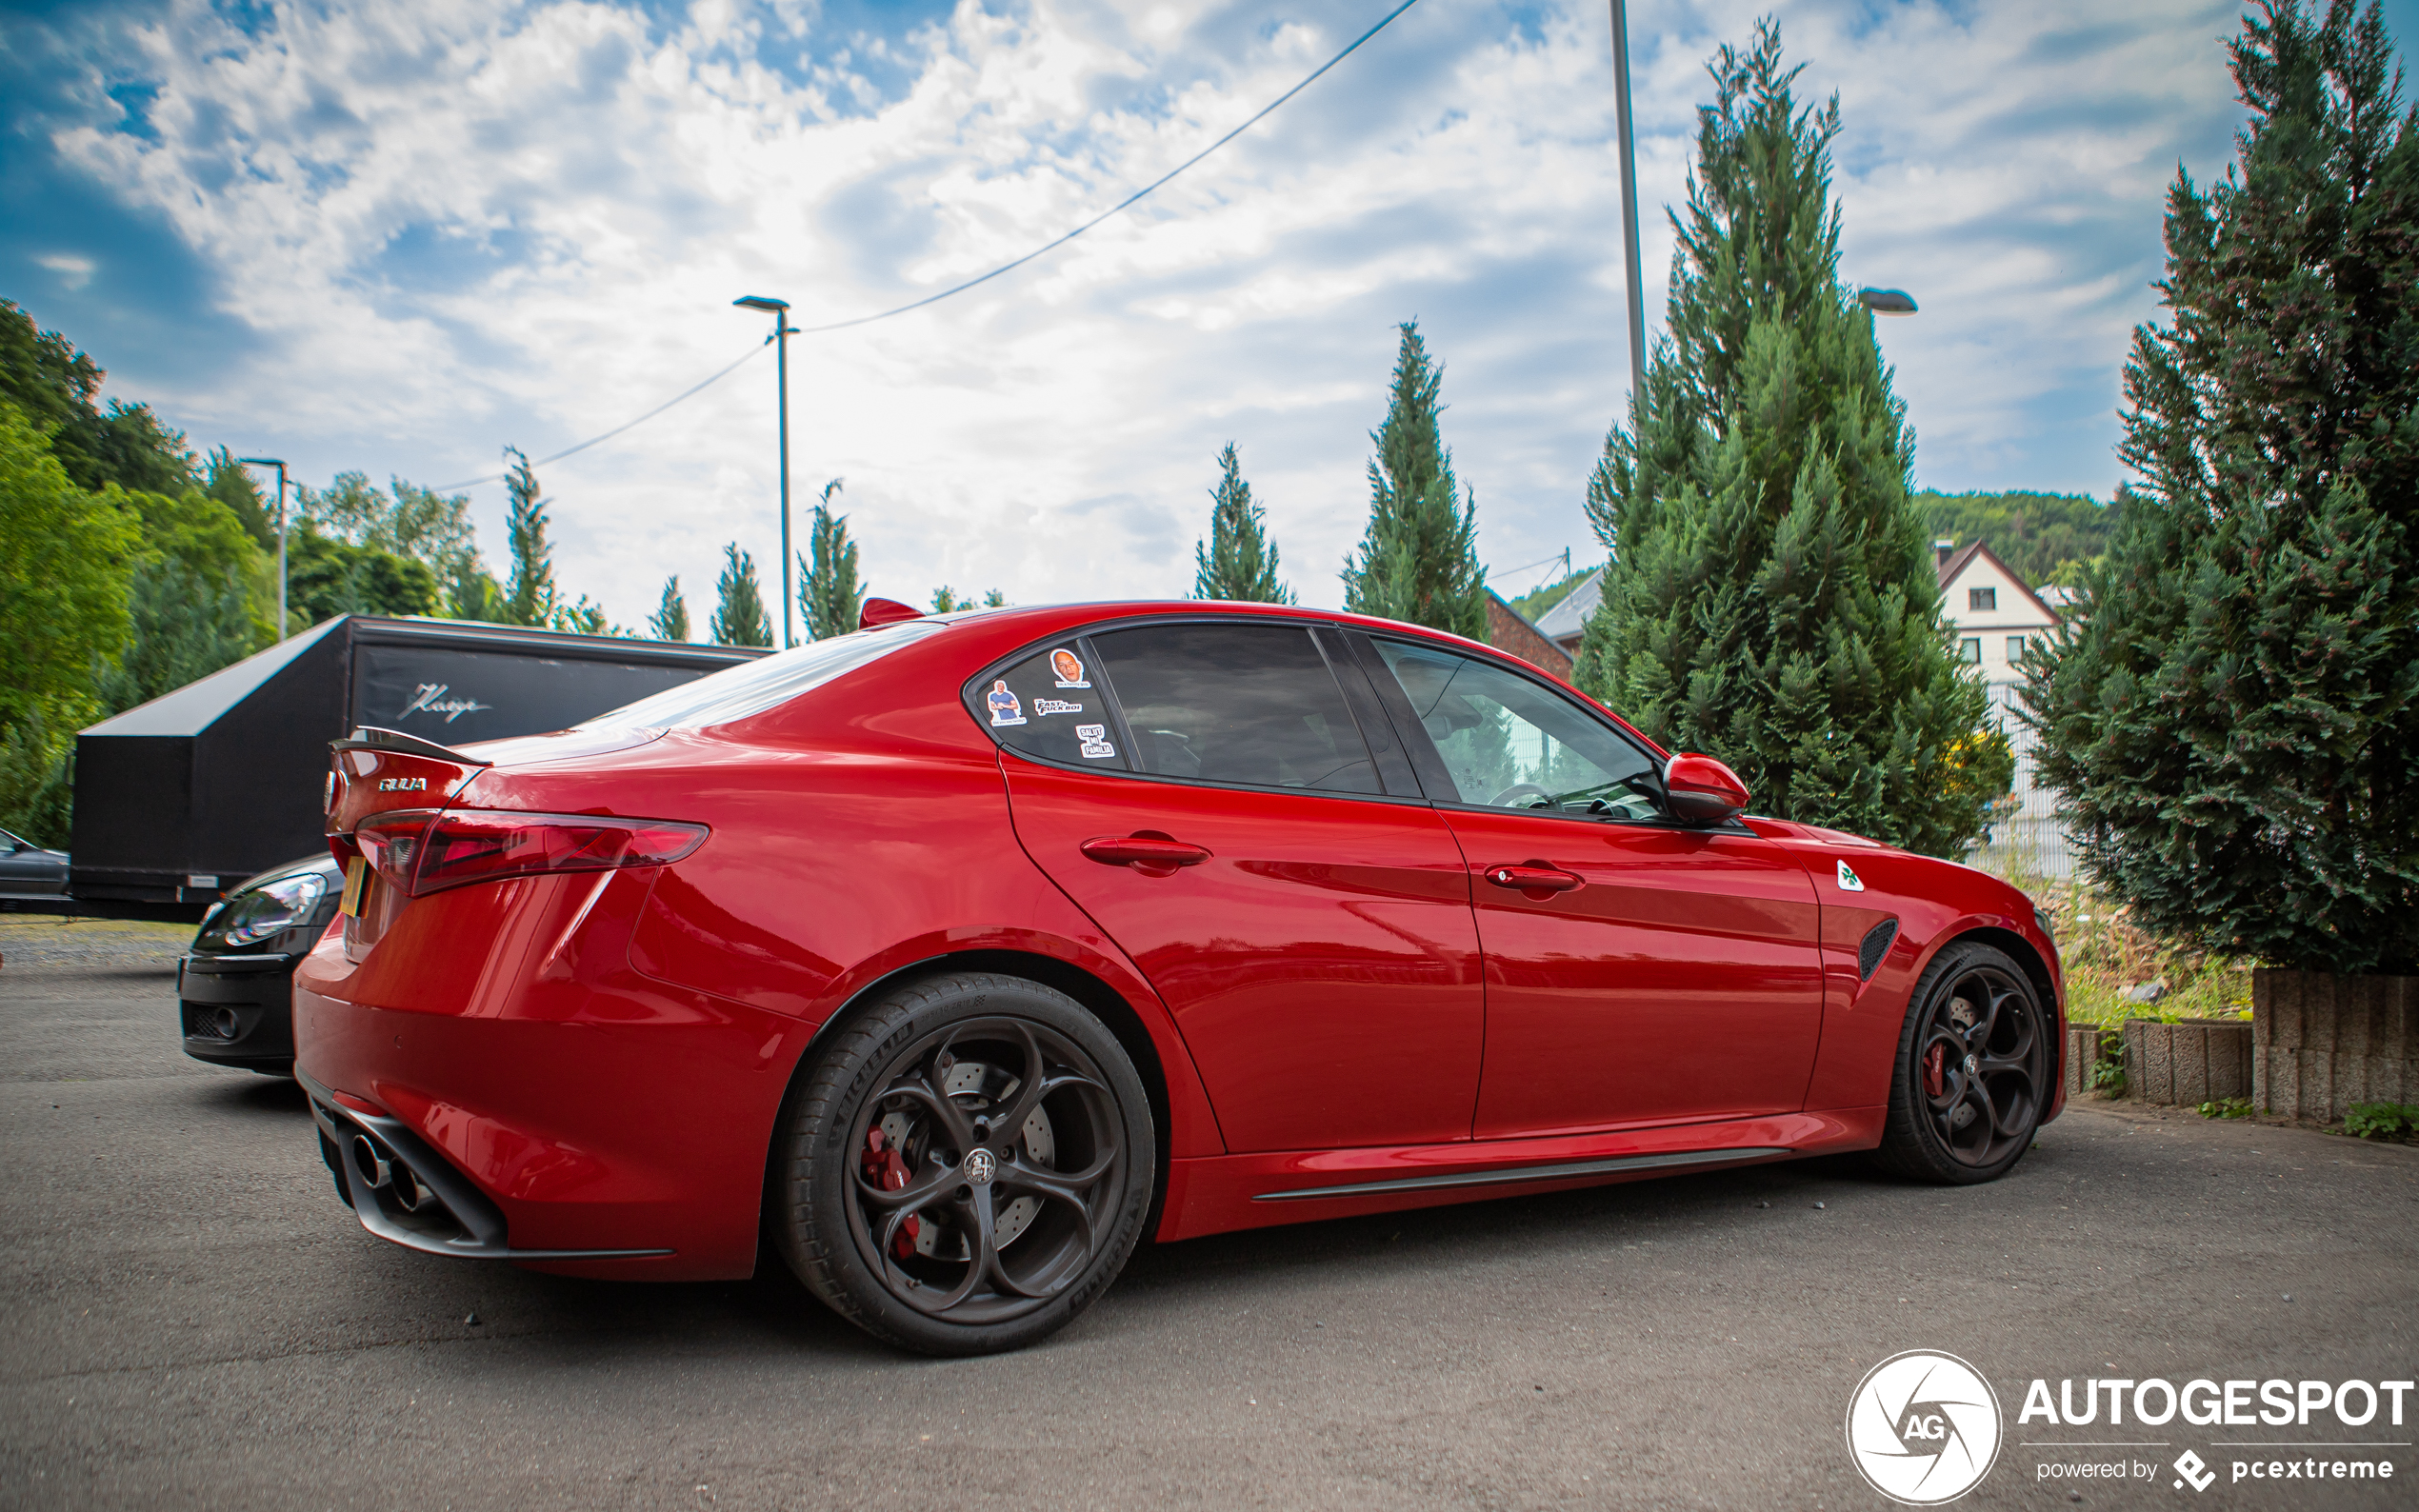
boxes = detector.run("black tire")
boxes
[1871,940,2051,1184]
[773,971,1154,1356]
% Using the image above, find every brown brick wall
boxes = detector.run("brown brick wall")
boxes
[1486,594,1572,678]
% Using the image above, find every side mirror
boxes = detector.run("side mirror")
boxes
[1664,753,1750,824]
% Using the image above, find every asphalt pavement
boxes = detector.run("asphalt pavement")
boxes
[2,918,2413,1511]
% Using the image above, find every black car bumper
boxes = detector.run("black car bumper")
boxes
[179,952,301,1072]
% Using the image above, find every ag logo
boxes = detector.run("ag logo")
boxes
[1846,1350,2002,1504]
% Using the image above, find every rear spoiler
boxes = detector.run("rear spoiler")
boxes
[327,726,494,846]
[331,726,495,766]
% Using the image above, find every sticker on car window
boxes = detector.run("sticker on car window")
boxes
[986,680,1026,726]
[1075,724,1116,759]
[1050,648,1090,688]
[1034,699,1083,716]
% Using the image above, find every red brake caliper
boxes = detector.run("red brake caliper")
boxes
[862,1126,919,1259]
[1923,1043,1948,1099]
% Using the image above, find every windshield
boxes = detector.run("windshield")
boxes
[579,621,949,731]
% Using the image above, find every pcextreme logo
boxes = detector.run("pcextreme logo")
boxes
[1846,1350,2004,1505]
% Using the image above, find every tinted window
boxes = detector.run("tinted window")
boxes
[583,621,948,730]
[1372,640,1658,815]
[1092,624,1381,794]
[973,641,1128,769]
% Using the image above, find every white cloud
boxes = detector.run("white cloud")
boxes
[38,0,2246,623]
[37,253,96,289]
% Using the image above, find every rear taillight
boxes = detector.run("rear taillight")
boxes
[352,810,707,898]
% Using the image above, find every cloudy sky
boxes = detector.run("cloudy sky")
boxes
[7,0,2412,626]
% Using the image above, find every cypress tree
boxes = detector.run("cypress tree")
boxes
[1576,23,2009,856]
[1192,443,1292,603]
[710,543,773,647]
[649,576,690,642]
[1342,322,1487,638]
[799,478,864,640]
[501,447,558,628]
[2024,0,2419,975]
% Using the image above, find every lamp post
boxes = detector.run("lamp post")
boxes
[1608,0,1647,410]
[239,457,290,636]
[1857,288,1920,316]
[733,295,799,648]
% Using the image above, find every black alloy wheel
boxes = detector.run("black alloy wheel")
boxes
[776,972,1154,1355]
[1874,941,2051,1184]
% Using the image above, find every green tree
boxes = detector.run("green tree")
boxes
[288,528,442,623]
[0,300,198,497]
[982,588,1008,608]
[444,562,506,623]
[0,402,142,842]
[203,448,278,551]
[711,544,773,647]
[1192,443,1293,603]
[2024,0,2419,975]
[1342,322,1487,638]
[501,448,559,628]
[800,479,864,640]
[649,576,690,642]
[1576,23,2009,856]
[91,558,259,715]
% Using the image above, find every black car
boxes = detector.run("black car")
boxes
[0,826,70,905]
[179,853,343,1074]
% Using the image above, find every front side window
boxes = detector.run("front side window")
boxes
[1090,623,1381,794]
[1370,640,1657,816]
[2007,634,2029,662]
[1959,638,1983,664]
[1969,587,1997,611]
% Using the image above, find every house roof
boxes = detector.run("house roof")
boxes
[1534,566,1605,646]
[1936,540,2063,626]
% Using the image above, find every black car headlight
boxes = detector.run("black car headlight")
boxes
[2033,905,2057,948]
[205,871,330,948]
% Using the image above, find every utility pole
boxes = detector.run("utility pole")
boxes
[1609,0,1647,410]
[239,457,290,636]
[733,295,799,648]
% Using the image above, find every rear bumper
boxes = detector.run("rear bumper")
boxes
[289,870,813,1282]
[179,953,300,1070]
[299,1068,673,1263]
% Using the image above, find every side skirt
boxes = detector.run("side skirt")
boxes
[1155,1106,1885,1243]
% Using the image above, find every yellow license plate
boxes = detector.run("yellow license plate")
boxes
[339,855,370,918]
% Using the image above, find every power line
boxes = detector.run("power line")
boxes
[420,0,1423,492]
[795,0,1426,335]
[427,337,773,492]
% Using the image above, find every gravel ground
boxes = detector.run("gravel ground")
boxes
[0,918,190,970]
[3,927,2414,1511]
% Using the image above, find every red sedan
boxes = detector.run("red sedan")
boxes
[297,601,2063,1355]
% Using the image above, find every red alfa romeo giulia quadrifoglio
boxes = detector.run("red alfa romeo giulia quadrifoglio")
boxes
[295,600,2062,1355]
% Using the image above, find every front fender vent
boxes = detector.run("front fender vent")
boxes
[1858,918,1900,982]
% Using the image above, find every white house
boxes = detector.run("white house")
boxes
[1935,540,2069,875]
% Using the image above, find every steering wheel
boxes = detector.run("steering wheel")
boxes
[1490,782,1556,809]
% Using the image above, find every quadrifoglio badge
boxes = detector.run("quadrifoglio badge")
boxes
[1848,1353,2413,1502]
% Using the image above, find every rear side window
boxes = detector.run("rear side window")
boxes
[1091,623,1381,794]
[971,642,1128,768]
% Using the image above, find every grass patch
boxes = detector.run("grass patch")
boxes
[1967,862,2252,1029]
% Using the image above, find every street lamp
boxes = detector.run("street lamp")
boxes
[239,457,290,636]
[1608,1,1647,409]
[1857,288,1920,316]
[733,294,799,648]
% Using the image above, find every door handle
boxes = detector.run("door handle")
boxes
[1081,835,1212,870]
[1484,864,1582,893]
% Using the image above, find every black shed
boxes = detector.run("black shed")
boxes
[71,615,767,917]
